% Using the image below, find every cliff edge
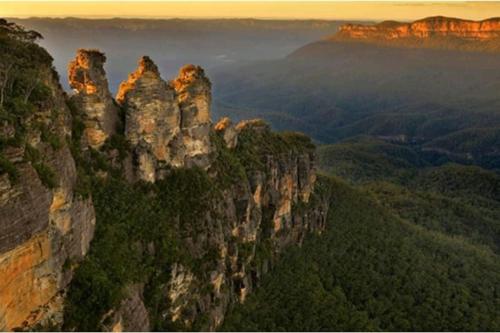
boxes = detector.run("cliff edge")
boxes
[332,16,500,52]
[0,21,330,331]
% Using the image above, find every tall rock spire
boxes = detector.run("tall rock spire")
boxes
[173,64,213,168]
[68,49,119,149]
[116,56,181,181]
[116,58,213,182]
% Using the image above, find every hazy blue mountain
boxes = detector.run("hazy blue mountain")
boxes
[211,39,500,169]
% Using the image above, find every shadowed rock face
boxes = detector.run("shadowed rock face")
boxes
[214,117,238,149]
[333,16,500,52]
[0,65,96,331]
[116,57,213,181]
[160,119,324,331]
[68,49,119,148]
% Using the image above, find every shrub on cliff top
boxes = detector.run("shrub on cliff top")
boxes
[235,123,315,173]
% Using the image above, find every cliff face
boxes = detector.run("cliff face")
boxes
[0,26,95,330]
[1,21,329,332]
[67,51,326,331]
[160,119,326,330]
[333,16,500,52]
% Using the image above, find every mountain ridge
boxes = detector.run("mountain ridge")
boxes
[330,16,500,52]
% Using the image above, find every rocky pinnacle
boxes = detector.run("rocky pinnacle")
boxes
[68,49,119,149]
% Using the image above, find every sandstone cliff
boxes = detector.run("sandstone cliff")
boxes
[116,56,182,181]
[333,16,500,52]
[0,24,95,330]
[61,52,327,331]
[160,119,326,330]
[1,21,329,332]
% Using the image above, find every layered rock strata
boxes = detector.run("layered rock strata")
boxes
[333,16,500,52]
[0,66,96,331]
[337,16,500,40]
[116,56,181,181]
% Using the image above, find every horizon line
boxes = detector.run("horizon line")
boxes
[6,14,499,21]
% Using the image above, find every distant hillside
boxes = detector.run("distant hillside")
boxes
[10,18,354,91]
[317,138,500,254]
[212,17,500,170]
[332,16,500,52]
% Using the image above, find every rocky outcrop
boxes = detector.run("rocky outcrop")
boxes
[68,49,119,149]
[1,24,329,332]
[103,285,150,332]
[116,58,212,182]
[214,117,238,149]
[333,16,500,52]
[0,64,95,330]
[156,120,326,330]
[69,51,324,330]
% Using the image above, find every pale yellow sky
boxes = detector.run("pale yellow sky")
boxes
[1,1,500,21]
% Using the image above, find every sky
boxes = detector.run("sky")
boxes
[1,1,500,21]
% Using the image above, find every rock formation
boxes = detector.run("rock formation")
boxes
[173,64,213,168]
[116,57,213,182]
[333,16,500,52]
[68,49,119,149]
[0,22,329,332]
[116,56,181,181]
[72,53,324,330]
[214,117,238,149]
[156,119,325,330]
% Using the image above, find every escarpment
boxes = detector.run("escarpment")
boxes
[1,20,329,332]
[63,52,327,331]
[332,16,500,52]
[0,24,95,331]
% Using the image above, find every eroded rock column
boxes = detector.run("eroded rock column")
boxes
[174,65,213,169]
[117,56,181,181]
[68,49,119,149]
